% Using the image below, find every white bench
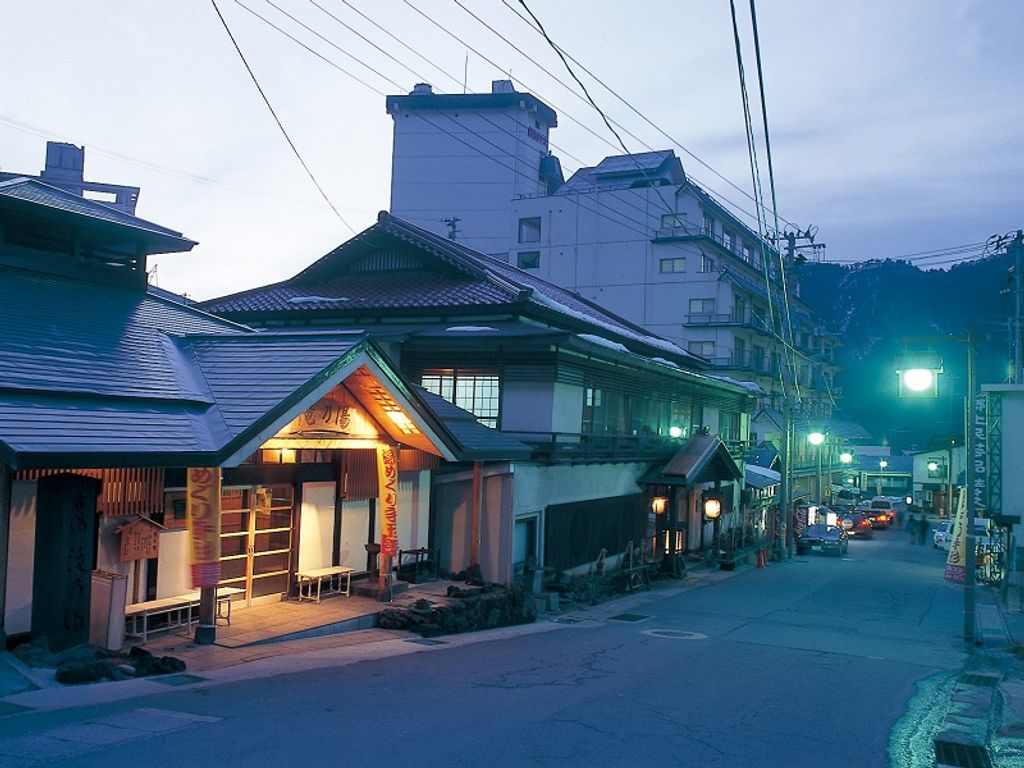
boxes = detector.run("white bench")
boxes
[295,566,355,603]
[125,587,243,642]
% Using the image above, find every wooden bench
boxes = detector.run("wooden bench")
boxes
[125,587,243,642]
[295,566,355,603]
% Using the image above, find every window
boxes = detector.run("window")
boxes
[702,212,714,236]
[700,254,715,273]
[719,411,741,441]
[724,230,736,252]
[659,257,686,273]
[421,369,500,428]
[689,298,716,314]
[688,340,715,357]
[517,251,540,269]
[518,217,541,243]
[660,213,687,229]
[743,245,753,263]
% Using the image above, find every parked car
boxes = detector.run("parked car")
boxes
[839,512,874,538]
[796,524,849,556]
[932,520,952,550]
[868,498,896,528]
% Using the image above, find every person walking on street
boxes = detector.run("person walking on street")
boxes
[907,512,919,544]
[917,513,930,545]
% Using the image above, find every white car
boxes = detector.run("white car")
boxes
[932,521,952,550]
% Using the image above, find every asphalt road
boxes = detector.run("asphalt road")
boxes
[0,525,968,768]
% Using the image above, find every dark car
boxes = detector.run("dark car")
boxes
[797,524,849,556]
[839,512,874,539]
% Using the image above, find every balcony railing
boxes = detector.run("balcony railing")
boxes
[686,310,774,335]
[502,431,753,464]
[706,351,779,377]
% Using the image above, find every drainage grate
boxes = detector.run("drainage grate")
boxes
[933,738,991,768]
[151,674,209,687]
[958,674,999,688]
[405,638,447,646]
[608,613,651,623]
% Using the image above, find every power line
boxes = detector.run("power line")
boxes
[210,0,355,233]
[497,0,802,233]
[0,113,318,205]
[514,0,678,220]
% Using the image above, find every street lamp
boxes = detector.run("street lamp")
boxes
[808,431,825,503]
[896,334,978,645]
[877,459,888,496]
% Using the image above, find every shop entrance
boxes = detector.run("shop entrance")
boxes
[219,485,294,605]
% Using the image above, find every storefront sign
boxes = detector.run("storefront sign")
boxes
[187,467,221,588]
[118,517,162,562]
[972,393,987,512]
[945,488,967,583]
[266,389,381,448]
[376,445,399,557]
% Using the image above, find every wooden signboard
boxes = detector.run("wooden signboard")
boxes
[117,516,163,562]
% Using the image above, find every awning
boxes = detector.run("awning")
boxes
[639,434,743,488]
[745,463,781,489]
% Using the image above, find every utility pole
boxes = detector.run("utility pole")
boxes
[443,216,461,240]
[1011,232,1024,382]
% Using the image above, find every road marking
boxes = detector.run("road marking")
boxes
[641,629,708,640]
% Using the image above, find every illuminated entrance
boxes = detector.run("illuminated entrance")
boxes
[219,485,294,604]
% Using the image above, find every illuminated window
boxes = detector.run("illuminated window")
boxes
[421,369,500,428]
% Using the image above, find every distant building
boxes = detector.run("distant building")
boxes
[387,83,838,419]
[0,141,139,215]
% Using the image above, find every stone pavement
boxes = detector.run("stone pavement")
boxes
[933,583,1024,768]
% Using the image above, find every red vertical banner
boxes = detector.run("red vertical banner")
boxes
[376,445,399,557]
[187,467,222,588]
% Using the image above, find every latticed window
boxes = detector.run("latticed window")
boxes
[421,369,500,428]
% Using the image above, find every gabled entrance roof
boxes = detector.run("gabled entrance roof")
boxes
[639,434,743,488]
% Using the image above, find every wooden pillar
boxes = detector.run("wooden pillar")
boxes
[470,461,482,566]
[0,462,11,644]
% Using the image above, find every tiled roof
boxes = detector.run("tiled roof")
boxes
[202,212,703,368]
[0,177,193,245]
[0,268,244,403]
[413,387,532,460]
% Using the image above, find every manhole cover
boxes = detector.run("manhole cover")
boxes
[959,673,999,688]
[933,738,991,768]
[608,613,652,623]
[641,629,708,640]
[152,674,208,686]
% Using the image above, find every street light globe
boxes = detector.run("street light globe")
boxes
[668,425,683,439]
[879,459,888,470]
[927,461,939,472]
[808,431,826,446]
[840,452,853,464]
[902,368,935,392]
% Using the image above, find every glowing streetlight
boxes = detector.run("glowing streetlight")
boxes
[840,452,853,464]
[808,432,826,502]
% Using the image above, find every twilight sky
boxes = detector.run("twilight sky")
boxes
[2,1,1022,300]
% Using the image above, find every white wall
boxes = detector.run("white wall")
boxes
[339,499,370,571]
[299,481,336,572]
[512,462,648,517]
[155,529,192,598]
[502,380,555,433]
[4,481,36,635]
